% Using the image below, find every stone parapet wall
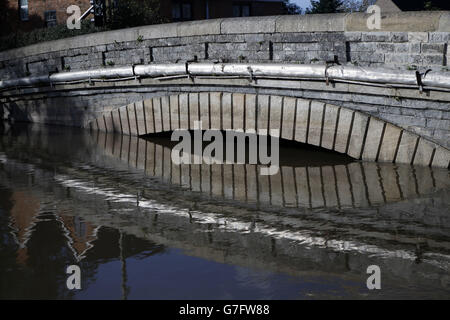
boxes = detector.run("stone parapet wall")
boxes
[0,12,449,79]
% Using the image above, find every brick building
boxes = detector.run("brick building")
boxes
[374,0,450,11]
[160,0,287,21]
[2,0,287,35]
[2,0,92,33]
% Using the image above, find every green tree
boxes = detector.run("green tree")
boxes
[306,0,344,13]
[282,0,302,14]
[424,1,440,10]
[107,0,165,30]
[340,0,374,12]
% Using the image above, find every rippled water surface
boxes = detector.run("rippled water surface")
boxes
[0,123,449,299]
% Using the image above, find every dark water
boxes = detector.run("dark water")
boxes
[0,123,449,300]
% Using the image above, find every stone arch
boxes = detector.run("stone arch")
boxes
[88,92,450,168]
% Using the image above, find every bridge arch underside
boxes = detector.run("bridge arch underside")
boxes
[88,92,450,169]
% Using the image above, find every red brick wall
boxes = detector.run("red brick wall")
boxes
[4,0,91,33]
[29,0,92,28]
[160,0,285,21]
[3,0,284,34]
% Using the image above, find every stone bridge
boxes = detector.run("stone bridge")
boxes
[89,92,449,168]
[0,12,449,168]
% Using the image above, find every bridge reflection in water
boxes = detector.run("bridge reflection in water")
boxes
[92,130,449,210]
[0,124,449,299]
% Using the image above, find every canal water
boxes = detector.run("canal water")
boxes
[0,123,449,299]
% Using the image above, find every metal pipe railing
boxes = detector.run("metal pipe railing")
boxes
[1,63,450,91]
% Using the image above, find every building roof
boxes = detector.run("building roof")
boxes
[375,0,401,12]
[376,0,450,11]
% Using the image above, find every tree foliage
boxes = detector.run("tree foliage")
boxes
[282,0,302,14]
[339,0,374,12]
[306,0,344,13]
[0,20,107,52]
[424,1,440,10]
[107,0,165,29]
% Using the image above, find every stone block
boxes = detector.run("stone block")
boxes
[334,108,353,154]
[170,95,180,130]
[281,97,296,141]
[189,93,200,130]
[321,104,339,151]
[177,19,222,37]
[426,118,450,130]
[232,93,245,131]
[222,92,232,130]
[210,92,222,130]
[135,101,147,135]
[308,101,324,147]
[413,138,434,166]
[277,14,346,33]
[390,32,408,42]
[179,94,189,130]
[432,147,450,168]
[361,32,391,42]
[408,32,429,42]
[119,106,130,135]
[152,97,163,133]
[395,131,418,164]
[144,99,155,134]
[161,96,171,132]
[362,117,385,161]
[269,95,283,137]
[378,124,401,163]
[200,92,210,130]
[221,16,277,34]
[257,95,270,135]
[245,94,257,132]
[429,32,450,43]
[347,112,369,159]
[112,108,122,133]
[421,43,445,54]
[294,99,309,143]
